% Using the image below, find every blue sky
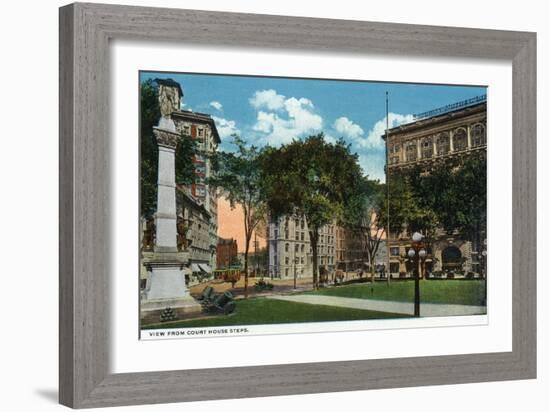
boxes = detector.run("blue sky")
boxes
[140,71,486,182]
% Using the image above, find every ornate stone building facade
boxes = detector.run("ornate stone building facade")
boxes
[385,97,487,278]
[171,105,221,272]
[176,187,212,277]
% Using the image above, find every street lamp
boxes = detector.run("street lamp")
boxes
[408,231,426,317]
[480,246,488,305]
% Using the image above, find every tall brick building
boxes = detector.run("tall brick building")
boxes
[217,237,238,269]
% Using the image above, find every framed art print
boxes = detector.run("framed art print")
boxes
[59,3,536,408]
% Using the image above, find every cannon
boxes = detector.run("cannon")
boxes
[197,285,215,302]
[199,287,236,315]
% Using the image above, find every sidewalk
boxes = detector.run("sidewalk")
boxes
[266,294,486,317]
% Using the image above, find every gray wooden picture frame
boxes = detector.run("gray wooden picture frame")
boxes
[59,2,536,409]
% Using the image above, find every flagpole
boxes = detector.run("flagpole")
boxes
[385,92,391,285]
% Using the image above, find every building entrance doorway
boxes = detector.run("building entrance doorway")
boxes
[441,246,462,272]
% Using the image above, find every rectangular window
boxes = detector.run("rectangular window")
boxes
[390,247,400,256]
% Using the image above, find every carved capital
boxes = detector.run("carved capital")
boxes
[153,127,179,149]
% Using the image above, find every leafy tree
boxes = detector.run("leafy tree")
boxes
[389,152,487,269]
[343,177,386,281]
[208,135,266,298]
[383,171,439,238]
[140,79,160,219]
[259,134,363,289]
[411,152,487,248]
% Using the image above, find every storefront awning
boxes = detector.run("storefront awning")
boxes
[191,263,201,273]
[199,264,212,273]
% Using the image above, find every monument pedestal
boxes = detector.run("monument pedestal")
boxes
[141,253,203,324]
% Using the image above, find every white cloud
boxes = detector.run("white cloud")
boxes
[249,89,286,111]
[333,117,364,139]
[331,113,412,181]
[251,94,323,146]
[331,113,413,151]
[358,153,386,183]
[253,111,277,134]
[358,113,414,150]
[323,133,337,144]
[212,116,240,140]
[209,101,223,111]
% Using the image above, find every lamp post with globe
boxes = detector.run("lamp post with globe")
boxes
[481,239,487,305]
[408,232,427,317]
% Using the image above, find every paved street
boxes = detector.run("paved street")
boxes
[189,274,365,299]
[266,294,487,317]
[189,276,316,299]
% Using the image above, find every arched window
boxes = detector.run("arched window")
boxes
[442,246,463,271]
[285,243,289,252]
[405,141,417,162]
[421,137,433,159]
[453,128,467,151]
[437,132,450,155]
[471,123,486,146]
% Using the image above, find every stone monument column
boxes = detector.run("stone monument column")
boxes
[141,79,201,320]
[152,126,179,255]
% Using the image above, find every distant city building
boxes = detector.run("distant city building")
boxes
[170,101,221,273]
[176,188,212,277]
[217,237,238,269]
[335,226,363,271]
[384,97,487,278]
[268,215,336,279]
[247,247,269,277]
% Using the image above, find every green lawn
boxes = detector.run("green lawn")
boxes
[306,280,486,306]
[142,297,409,329]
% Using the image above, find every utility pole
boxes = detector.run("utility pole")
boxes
[294,256,297,290]
[254,231,257,277]
[385,92,391,286]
